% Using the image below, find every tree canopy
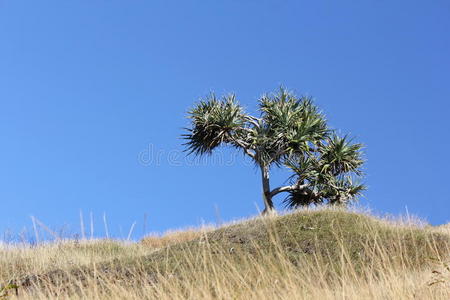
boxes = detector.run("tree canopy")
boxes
[183,87,365,214]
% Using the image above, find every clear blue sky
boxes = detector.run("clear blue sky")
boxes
[1,1,449,240]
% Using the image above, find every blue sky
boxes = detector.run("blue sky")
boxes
[0,1,449,240]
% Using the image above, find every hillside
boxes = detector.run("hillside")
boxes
[1,209,450,299]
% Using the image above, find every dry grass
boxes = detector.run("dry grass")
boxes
[434,223,450,236]
[141,226,214,249]
[0,208,449,299]
[0,240,153,283]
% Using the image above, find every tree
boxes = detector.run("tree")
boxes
[183,87,365,215]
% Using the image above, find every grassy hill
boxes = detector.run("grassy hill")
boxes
[1,208,450,299]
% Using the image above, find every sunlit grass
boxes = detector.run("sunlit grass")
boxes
[0,208,449,299]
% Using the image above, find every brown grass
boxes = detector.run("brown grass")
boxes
[141,226,214,249]
[0,208,449,299]
[434,223,450,236]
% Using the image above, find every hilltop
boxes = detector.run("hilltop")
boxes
[1,209,450,299]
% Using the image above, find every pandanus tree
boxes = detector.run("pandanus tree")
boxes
[183,87,365,215]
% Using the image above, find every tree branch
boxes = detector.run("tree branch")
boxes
[269,184,309,197]
[229,136,256,159]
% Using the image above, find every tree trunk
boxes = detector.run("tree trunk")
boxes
[260,165,276,215]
